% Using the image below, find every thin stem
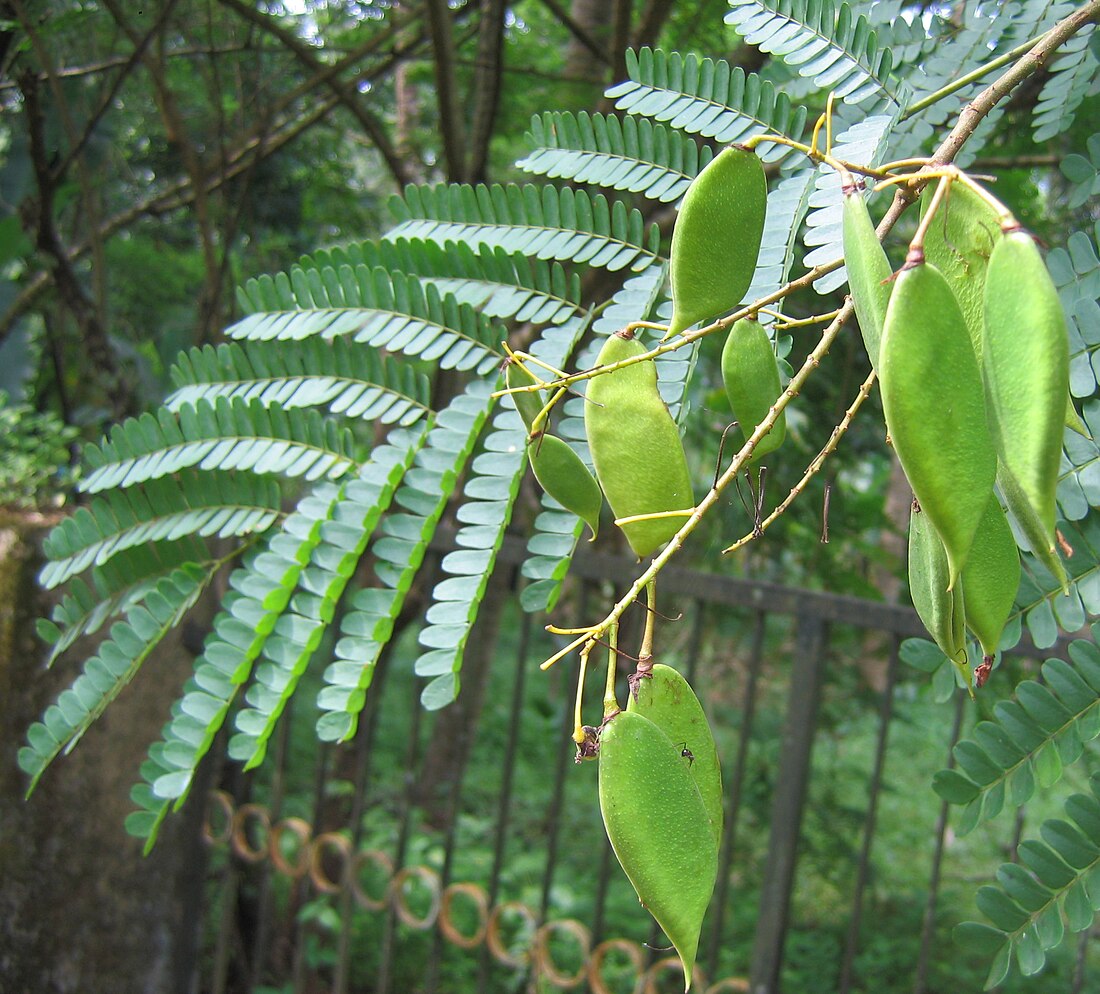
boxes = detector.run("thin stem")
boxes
[900,29,1054,122]
[602,624,620,719]
[506,254,848,404]
[637,579,657,678]
[723,368,878,554]
[572,641,593,742]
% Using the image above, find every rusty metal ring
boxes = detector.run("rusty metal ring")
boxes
[308,832,352,894]
[202,789,234,847]
[485,900,538,968]
[438,882,490,949]
[230,803,270,864]
[268,817,312,878]
[587,938,645,994]
[390,865,441,930]
[349,848,395,911]
[704,979,751,993]
[642,955,706,994]
[532,918,591,988]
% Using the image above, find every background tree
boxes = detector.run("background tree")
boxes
[4,1,1100,991]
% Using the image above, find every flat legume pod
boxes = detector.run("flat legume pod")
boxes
[982,229,1069,568]
[841,183,893,370]
[666,145,767,340]
[627,664,723,846]
[528,432,602,539]
[505,357,545,432]
[585,331,695,558]
[908,499,966,666]
[920,182,1002,359]
[880,260,997,589]
[960,497,1021,660]
[720,317,786,463]
[598,710,717,990]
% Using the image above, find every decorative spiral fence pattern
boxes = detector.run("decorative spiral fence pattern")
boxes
[197,541,1094,994]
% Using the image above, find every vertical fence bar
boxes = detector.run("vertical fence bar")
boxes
[749,613,828,994]
[291,742,333,994]
[913,691,966,994]
[376,676,427,994]
[707,609,767,979]
[476,609,535,989]
[838,636,901,994]
[332,645,394,994]
[250,696,295,990]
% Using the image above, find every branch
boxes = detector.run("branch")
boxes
[217,0,415,188]
[928,1,1100,169]
[425,0,467,182]
[466,0,506,184]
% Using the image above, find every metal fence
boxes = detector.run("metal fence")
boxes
[197,536,1094,994]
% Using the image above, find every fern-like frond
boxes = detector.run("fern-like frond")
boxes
[415,408,524,709]
[1032,23,1097,142]
[317,381,496,740]
[386,183,659,273]
[803,111,898,293]
[605,48,808,162]
[1059,134,1100,210]
[37,537,212,666]
[227,427,426,769]
[1048,223,1100,404]
[724,0,901,107]
[79,397,359,495]
[744,168,817,305]
[169,338,431,427]
[19,564,215,794]
[39,471,281,590]
[233,265,504,374]
[301,240,585,326]
[126,455,405,846]
[518,112,715,203]
[954,771,1100,987]
[932,628,1100,836]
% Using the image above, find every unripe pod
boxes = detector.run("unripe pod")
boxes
[666,145,767,340]
[908,499,966,666]
[720,317,786,463]
[627,664,723,846]
[841,183,893,370]
[585,331,695,558]
[920,182,1001,359]
[982,228,1069,568]
[504,357,545,432]
[528,432,602,539]
[960,497,1021,660]
[598,710,718,989]
[880,260,997,589]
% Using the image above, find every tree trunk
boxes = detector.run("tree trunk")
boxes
[0,511,210,994]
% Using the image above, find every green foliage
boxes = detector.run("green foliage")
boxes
[0,392,77,509]
[19,3,1100,986]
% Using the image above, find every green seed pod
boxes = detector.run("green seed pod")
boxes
[505,357,545,432]
[998,463,1069,591]
[841,183,893,370]
[585,331,695,558]
[920,181,1002,359]
[880,260,997,589]
[627,664,723,846]
[598,709,718,989]
[720,317,786,463]
[528,432,602,539]
[1066,397,1091,439]
[908,499,966,666]
[982,228,1069,565]
[666,145,767,340]
[960,497,1021,660]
